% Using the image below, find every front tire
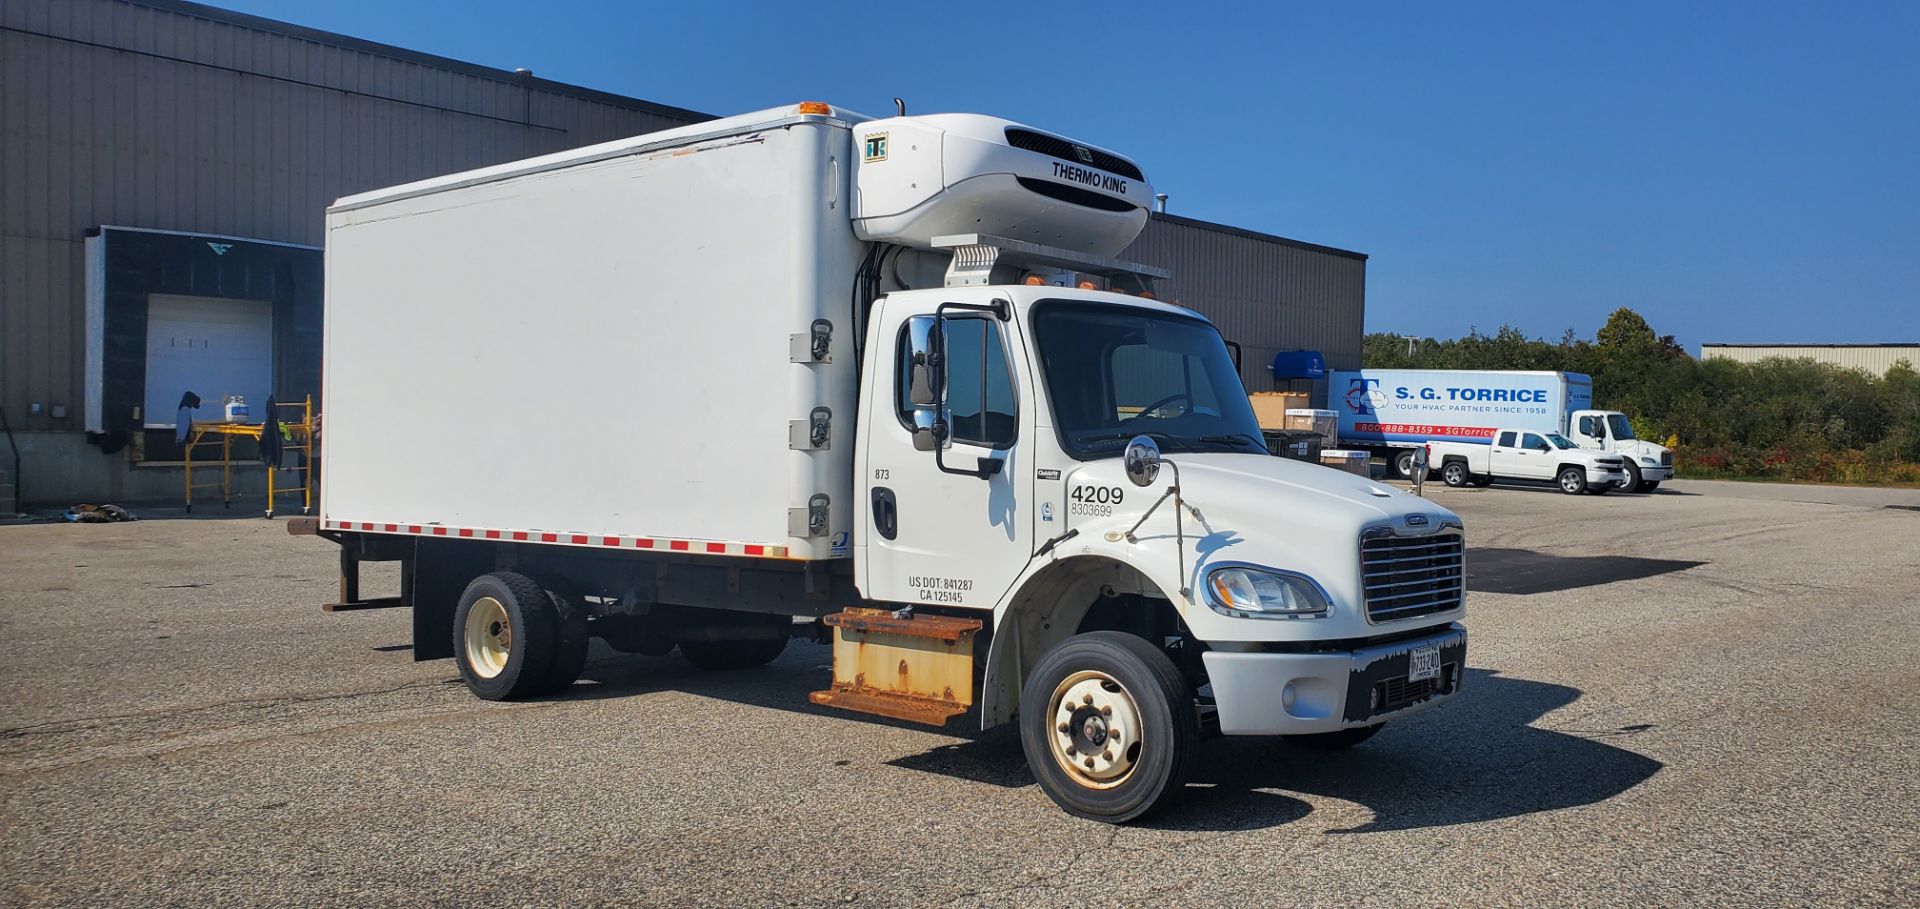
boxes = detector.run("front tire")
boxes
[1284,723,1384,750]
[1441,462,1471,487]
[1557,466,1588,495]
[1640,480,1661,492]
[1020,631,1198,824]
[453,572,561,701]
[1621,462,1643,492]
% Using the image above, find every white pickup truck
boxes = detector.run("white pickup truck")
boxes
[1429,429,1627,495]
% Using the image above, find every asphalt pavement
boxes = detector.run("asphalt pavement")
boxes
[2,479,1916,908]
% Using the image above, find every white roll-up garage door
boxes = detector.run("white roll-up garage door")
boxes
[143,294,273,428]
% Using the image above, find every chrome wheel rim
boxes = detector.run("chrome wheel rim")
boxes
[1048,670,1142,789]
[1561,472,1581,493]
[464,596,511,678]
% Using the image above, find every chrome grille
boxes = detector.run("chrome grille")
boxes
[1661,451,1673,466]
[1361,530,1464,623]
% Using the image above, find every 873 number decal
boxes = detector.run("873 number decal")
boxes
[1069,484,1124,516]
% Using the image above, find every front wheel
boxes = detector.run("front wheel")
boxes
[1640,480,1661,492]
[1621,462,1643,492]
[1441,462,1471,487]
[1020,631,1199,824]
[1557,466,1588,495]
[1284,723,1384,750]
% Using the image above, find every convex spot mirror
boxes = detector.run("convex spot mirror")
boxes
[1124,435,1162,487]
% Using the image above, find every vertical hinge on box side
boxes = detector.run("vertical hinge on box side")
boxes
[790,319,833,363]
[789,406,831,450]
[788,493,830,538]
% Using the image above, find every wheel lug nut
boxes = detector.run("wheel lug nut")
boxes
[1083,757,1095,769]
[1103,750,1113,761]
[1058,722,1071,734]
[1065,746,1077,756]
[1100,705,1112,716]
[1082,694,1093,705]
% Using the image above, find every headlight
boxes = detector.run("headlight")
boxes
[1204,566,1330,618]
[1639,457,1658,466]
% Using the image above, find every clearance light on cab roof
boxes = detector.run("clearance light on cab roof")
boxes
[796,101,832,115]
[1024,274,1046,285]
[1077,280,1099,290]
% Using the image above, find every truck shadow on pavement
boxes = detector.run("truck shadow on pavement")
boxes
[1467,548,1705,595]
[574,655,1662,834]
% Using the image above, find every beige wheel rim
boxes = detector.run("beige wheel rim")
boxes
[464,596,511,679]
[1048,670,1143,790]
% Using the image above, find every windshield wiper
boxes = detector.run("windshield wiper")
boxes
[1199,434,1256,447]
[1076,430,1197,452]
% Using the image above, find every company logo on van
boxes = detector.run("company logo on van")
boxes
[862,133,888,163]
[1344,378,1382,415]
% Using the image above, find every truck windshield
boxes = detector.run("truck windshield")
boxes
[1032,301,1265,457]
[1606,414,1636,440]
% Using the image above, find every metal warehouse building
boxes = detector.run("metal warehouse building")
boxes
[1700,344,1920,376]
[0,0,1366,510]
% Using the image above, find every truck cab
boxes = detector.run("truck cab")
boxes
[1431,429,1627,495]
[1567,410,1674,492]
[851,276,1467,820]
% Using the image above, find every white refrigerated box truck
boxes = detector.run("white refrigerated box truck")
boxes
[299,102,1469,822]
[1330,368,1674,491]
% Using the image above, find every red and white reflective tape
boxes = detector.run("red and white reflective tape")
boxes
[319,519,791,558]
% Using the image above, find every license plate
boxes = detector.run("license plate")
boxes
[1408,645,1440,682]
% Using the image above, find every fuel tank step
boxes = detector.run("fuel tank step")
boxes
[808,608,983,728]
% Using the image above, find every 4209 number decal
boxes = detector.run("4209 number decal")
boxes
[1069,484,1125,516]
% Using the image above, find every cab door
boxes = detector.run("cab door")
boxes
[1490,430,1540,479]
[856,294,1034,611]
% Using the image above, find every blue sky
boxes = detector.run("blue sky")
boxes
[218,0,1919,350]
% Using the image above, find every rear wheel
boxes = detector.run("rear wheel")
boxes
[1284,723,1384,750]
[1557,466,1588,495]
[679,636,788,671]
[1441,462,1471,487]
[453,572,561,701]
[1392,449,1418,479]
[1020,631,1198,824]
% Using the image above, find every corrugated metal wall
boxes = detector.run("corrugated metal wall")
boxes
[0,0,710,432]
[1122,213,1367,392]
[1700,345,1920,376]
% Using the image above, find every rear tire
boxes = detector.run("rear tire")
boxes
[453,572,560,701]
[1284,723,1384,750]
[595,615,676,656]
[1392,449,1418,479]
[1020,631,1198,824]
[1441,462,1471,487]
[1557,466,1588,495]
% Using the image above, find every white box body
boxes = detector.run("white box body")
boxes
[321,109,864,559]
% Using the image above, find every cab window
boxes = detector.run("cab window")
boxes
[1522,433,1547,450]
[1498,431,1517,447]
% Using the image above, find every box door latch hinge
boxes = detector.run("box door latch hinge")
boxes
[788,493,830,538]
[790,319,833,363]
[789,406,831,451]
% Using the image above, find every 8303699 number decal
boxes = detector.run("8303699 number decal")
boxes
[1069,484,1124,516]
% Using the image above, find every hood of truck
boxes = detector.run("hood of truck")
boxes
[1055,452,1462,641]
[1613,438,1671,463]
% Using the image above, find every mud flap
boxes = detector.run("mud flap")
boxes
[809,608,982,727]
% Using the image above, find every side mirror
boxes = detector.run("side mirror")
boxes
[1124,435,1162,487]
[906,316,942,407]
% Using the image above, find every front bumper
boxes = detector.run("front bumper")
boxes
[1200,624,1467,735]
[1637,465,1674,482]
[1590,466,1626,484]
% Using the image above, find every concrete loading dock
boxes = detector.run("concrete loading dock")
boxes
[3,479,1914,907]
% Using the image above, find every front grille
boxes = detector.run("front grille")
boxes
[1661,451,1673,466]
[1361,530,1464,623]
[1004,127,1146,181]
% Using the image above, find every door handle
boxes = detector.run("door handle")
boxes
[871,487,898,541]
